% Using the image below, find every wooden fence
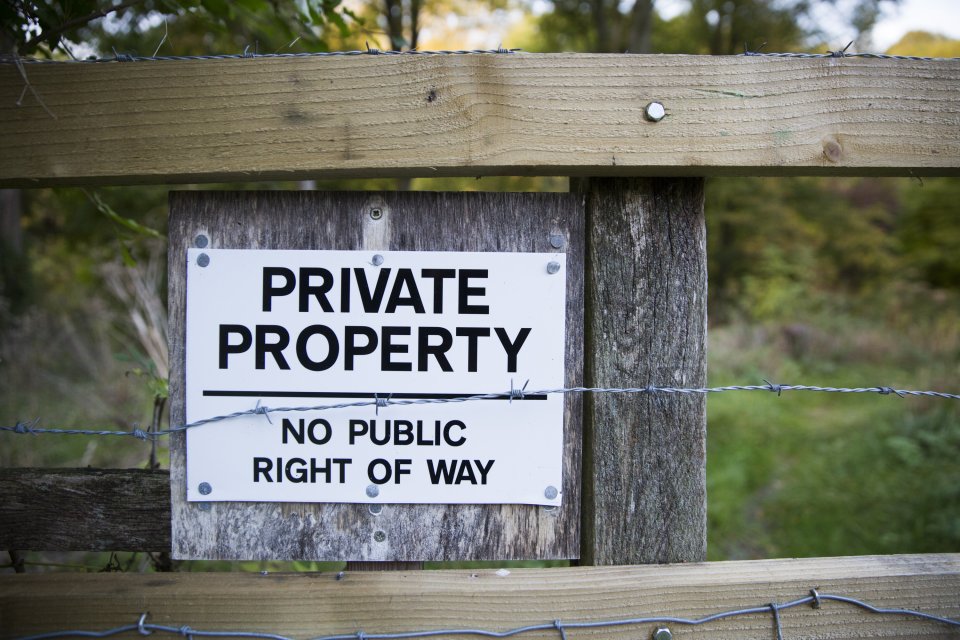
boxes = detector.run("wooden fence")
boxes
[1,53,959,640]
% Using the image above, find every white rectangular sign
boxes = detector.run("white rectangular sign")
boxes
[185,249,566,506]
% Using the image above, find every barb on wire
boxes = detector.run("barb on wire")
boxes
[827,41,855,58]
[11,589,960,640]
[0,381,957,441]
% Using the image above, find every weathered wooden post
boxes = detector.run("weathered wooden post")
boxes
[166,181,704,567]
[575,177,707,565]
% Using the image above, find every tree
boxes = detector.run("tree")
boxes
[2,1,354,58]
[0,0,367,324]
[529,0,899,54]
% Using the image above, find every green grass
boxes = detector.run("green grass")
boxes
[706,320,960,560]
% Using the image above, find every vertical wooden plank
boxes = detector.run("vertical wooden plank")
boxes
[576,177,707,565]
[168,190,583,561]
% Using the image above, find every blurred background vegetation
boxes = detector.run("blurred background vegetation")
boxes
[1,0,958,572]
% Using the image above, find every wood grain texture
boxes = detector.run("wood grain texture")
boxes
[168,190,584,561]
[0,468,169,551]
[2,55,959,187]
[577,178,706,565]
[3,554,959,640]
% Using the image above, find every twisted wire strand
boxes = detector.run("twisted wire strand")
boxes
[0,48,520,65]
[4,46,959,65]
[12,590,960,640]
[1,382,957,440]
[744,51,960,60]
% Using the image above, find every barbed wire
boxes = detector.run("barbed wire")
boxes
[742,40,960,60]
[0,46,520,65]
[4,41,959,65]
[11,589,960,640]
[744,50,958,60]
[1,381,957,441]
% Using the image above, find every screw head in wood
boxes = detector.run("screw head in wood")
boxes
[370,207,383,220]
[198,482,212,495]
[652,628,672,640]
[549,234,565,249]
[373,530,387,542]
[194,234,209,248]
[645,101,666,122]
[546,261,561,274]
[197,253,210,267]
[369,504,383,515]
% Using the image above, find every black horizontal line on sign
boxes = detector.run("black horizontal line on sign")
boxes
[202,390,548,400]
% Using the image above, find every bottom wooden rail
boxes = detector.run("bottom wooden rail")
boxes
[2,554,958,640]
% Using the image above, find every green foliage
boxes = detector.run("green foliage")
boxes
[899,179,960,290]
[84,190,162,240]
[528,0,808,53]
[127,366,170,400]
[684,0,805,54]
[4,0,355,57]
[704,177,946,324]
[0,239,32,317]
[708,316,960,559]
[525,0,899,55]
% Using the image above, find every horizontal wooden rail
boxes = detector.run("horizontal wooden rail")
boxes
[2,54,958,187]
[0,468,170,551]
[2,554,958,639]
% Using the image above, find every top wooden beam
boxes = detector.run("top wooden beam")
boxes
[2,54,959,186]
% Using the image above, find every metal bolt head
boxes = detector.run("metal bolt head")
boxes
[366,484,380,498]
[546,261,561,275]
[544,485,559,500]
[198,502,212,512]
[194,234,209,248]
[198,482,212,495]
[368,504,383,516]
[644,101,666,122]
[373,530,387,542]
[652,628,672,640]
[372,254,385,267]
[549,234,565,249]
[370,207,383,220]
[197,253,210,268]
